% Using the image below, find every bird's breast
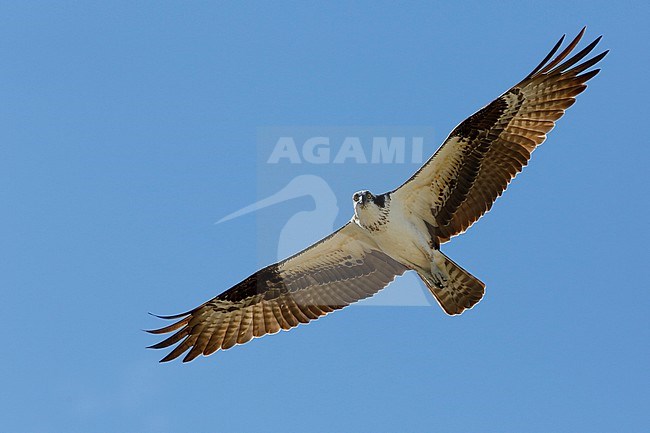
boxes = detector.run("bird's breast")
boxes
[369,205,432,270]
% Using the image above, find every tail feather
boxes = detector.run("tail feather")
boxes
[418,251,485,315]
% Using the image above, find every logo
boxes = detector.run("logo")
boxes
[267,136,424,164]
[217,126,438,306]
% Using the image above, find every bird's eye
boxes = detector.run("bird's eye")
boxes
[353,193,360,202]
[365,192,372,200]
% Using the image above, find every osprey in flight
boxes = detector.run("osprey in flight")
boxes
[148,28,607,362]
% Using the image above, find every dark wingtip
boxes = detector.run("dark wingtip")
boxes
[548,34,605,75]
[159,353,176,363]
[148,310,191,320]
[144,323,165,334]
[525,33,566,79]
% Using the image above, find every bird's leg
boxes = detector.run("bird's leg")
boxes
[429,250,450,289]
[412,224,450,289]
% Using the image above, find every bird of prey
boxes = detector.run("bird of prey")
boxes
[147,28,607,363]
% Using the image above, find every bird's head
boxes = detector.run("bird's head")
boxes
[352,190,374,208]
[352,190,389,229]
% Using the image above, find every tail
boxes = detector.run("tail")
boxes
[417,251,485,315]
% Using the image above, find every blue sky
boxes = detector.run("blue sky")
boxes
[1,1,648,432]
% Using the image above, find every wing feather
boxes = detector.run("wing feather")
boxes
[221,310,243,350]
[204,314,231,355]
[393,28,607,243]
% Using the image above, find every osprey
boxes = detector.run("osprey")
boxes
[148,28,607,362]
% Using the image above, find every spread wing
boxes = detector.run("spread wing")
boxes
[147,222,407,362]
[393,28,607,244]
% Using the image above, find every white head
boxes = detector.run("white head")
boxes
[352,190,389,230]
